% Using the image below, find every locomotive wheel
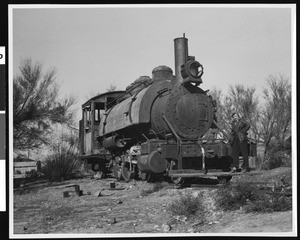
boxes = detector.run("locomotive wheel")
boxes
[217,176,232,184]
[121,162,133,183]
[169,160,184,185]
[171,176,184,185]
[222,157,233,172]
[113,162,122,180]
[139,171,152,182]
[91,163,102,172]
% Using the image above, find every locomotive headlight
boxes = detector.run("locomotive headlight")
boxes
[181,60,203,84]
[188,61,203,78]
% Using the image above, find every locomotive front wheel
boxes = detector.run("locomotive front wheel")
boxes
[121,162,133,183]
[169,160,184,185]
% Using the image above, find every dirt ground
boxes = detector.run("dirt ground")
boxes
[13,167,295,236]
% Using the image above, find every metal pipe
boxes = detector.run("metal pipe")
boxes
[174,34,188,85]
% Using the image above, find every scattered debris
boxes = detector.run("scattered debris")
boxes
[108,217,117,224]
[162,223,171,232]
[108,187,125,191]
[191,191,200,198]
[192,220,204,227]
[110,182,116,189]
[45,216,54,221]
[63,191,69,198]
[173,215,187,222]
[94,189,104,197]
[94,172,104,180]
[63,184,82,197]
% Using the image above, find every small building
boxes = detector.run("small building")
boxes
[13,157,41,179]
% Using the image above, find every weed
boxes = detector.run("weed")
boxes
[215,180,292,213]
[167,191,205,222]
[244,191,292,213]
[215,182,260,211]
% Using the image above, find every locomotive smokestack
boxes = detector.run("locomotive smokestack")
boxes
[174,34,189,85]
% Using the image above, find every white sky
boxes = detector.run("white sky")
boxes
[11,5,294,122]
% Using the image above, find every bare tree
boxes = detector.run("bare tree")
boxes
[106,84,117,92]
[226,84,260,141]
[260,75,291,155]
[85,83,118,100]
[13,58,76,151]
[209,85,260,141]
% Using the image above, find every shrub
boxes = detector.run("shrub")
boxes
[24,169,42,182]
[41,145,80,181]
[244,191,292,213]
[215,181,260,211]
[167,191,205,221]
[262,146,291,170]
[216,180,292,213]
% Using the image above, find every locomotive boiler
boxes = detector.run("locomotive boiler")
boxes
[79,35,234,183]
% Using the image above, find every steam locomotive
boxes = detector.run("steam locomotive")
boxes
[79,35,250,183]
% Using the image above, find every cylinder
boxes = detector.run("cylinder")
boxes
[137,151,167,173]
[174,36,189,85]
[102,135,126,150]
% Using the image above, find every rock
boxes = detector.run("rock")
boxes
[116,200,123,204]
[191,191,200,198]
[162,223,171,232]
[94,189,104,197]
[192,220,204,227]
[45,216,54,221]
[214,211,223,220]
[109,217,117,224]
[154,225,159,229]
[94,191,102,197]
[188,228,194,233]
[94,172,103,180]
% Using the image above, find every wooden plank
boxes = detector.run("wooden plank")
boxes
[14,162,37,167]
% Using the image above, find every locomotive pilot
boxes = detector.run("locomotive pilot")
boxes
[230,113,251,173]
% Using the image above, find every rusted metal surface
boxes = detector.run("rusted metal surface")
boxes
[79,36,242,180]
[137,150,167,174]
[164,84,215,139]
[174,36,189,85]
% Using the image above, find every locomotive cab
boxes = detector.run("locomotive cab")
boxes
[79,91,125,174]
